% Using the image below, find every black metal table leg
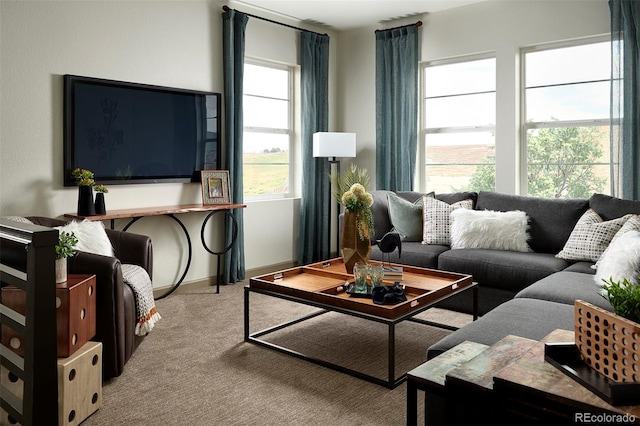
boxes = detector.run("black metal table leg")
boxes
[200,209,238,293]
[389,322,396,387]
[406,378,418,426]
[473,285,479,320]
[244,286,250,341]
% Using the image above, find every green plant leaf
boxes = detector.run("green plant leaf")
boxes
[600,277,640,324]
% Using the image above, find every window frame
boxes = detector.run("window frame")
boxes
[519,35,611,196]
[419,52,497,193]
[242,58,295,200]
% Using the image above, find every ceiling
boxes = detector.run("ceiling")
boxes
[228,0,486,30]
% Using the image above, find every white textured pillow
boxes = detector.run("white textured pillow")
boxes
[422,197,474,245]
[556,209,630,262]
[56,220,113,257]
[450,209,530,252]
[594,230,640,287]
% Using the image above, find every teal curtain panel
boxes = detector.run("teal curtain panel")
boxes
[297,31,331,264]
[375,25,419,191]
[222,9,248,282]
[610,0,640,200]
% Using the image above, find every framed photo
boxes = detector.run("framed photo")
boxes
[201,170,231,204]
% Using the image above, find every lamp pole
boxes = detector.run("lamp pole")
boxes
[329,156,341,255]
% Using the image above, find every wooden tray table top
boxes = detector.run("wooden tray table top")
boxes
[249,258,473,320]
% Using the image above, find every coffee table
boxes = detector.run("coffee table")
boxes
[245,258,476,388]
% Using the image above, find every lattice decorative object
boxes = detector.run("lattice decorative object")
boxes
[574,300,640,383]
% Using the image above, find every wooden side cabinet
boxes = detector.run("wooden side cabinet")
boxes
[2,274,97,357]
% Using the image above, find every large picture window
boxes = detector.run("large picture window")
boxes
[422,56,496,194]
[243,61,293,197]
[522,39,611,198]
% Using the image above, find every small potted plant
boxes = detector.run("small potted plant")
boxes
[573,276,640,386]
[94,184,108,215]
[71,168,96,216]
[55,231,78,283]
[71,168,95,187]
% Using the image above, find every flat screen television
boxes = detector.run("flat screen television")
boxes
[63,74,221,186]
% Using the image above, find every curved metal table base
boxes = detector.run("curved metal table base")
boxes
[121,210,238,299]
[122,214,192,300]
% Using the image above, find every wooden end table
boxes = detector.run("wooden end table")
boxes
[406,341,488,426]
[493,329,640,424]
[444,334,537,425]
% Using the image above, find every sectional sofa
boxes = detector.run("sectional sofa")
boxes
[366,190,640,359]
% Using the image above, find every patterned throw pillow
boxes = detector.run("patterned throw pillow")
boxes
[422,197,474,245]
[556,209,631,262]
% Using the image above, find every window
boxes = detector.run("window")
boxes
[522,40,611,198]
[422,57,496,194]
[243,61,293,197]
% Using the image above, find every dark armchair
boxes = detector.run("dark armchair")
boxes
[27,217,153,381]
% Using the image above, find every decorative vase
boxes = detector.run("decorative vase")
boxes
[77,186,96,216]
[55,258,67,284]
[95,192,106,215]
[340,210,371,274]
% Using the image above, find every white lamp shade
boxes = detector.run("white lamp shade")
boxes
[313,132,356,158]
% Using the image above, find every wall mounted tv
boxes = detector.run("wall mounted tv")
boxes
[64,74,221,186]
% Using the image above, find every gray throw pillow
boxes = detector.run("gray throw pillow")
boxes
[387,192,432,241]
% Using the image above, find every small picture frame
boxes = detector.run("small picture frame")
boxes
[201,170,231,204]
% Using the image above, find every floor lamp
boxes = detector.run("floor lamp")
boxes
[313,132,357,255]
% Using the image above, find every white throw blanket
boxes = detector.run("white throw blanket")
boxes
[122,264,161,336]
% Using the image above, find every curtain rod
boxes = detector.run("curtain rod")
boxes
[222,6,328,36]
[375,21,422,33]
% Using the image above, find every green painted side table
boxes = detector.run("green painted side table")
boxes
[406,341,488,426]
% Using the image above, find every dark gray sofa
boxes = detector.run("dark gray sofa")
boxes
[366,190,640,359]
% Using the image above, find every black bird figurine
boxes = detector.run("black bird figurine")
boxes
[375,232,402,267]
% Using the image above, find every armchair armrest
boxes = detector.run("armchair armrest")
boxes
[67,251,126,379]
[106,229,153,278]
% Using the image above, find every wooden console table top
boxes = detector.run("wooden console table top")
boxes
[64,203,246,221]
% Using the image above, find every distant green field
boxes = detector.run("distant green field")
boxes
[243,151,289,195]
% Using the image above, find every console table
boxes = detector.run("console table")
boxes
[65,203,246,299]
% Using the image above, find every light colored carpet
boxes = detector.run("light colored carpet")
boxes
[83,281,472,425]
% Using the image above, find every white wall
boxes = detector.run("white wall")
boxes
[0,0,335,290]
[0,0,610,289]
[337,0,610,193]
